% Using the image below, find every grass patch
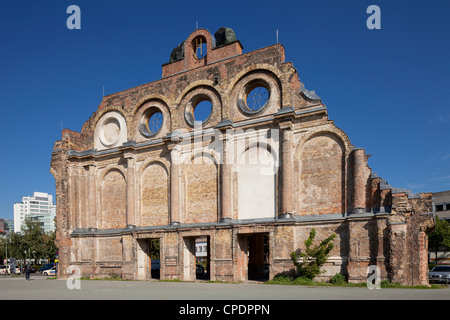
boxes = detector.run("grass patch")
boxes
[265,274,447,289]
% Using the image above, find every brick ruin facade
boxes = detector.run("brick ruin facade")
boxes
[50,27,434,285]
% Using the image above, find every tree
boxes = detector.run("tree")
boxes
[290,228,336,280]
[43,231,57,262]
[22,217,45,262]
[2,218,58,265]
[8,231,26,262]
[428,216,450,265]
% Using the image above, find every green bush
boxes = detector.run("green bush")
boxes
[330,273,346,285]
[293,276,314,286]
[271,274,293,284]
[290,228,336,280]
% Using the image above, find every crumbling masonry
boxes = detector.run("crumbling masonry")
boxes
[50,27,434,285]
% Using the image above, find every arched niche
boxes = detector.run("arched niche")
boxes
[297,133,346,215]
[185,154,218,224]
[140,162,170,227]
[100,169,127,229]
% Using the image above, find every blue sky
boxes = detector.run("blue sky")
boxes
[0,0,449,219]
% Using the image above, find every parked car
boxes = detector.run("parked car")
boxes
[0,266,7,275]
[428,265,450,285]
[39,263,56,274]
[7,265,21,275]
[43,266,57,276]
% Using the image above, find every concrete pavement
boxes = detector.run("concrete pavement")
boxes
[0,277,449,300]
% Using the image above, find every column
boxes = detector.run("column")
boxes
[86,163,97,229]
[350,148,366,214]
[124,153,136,227]
[169,146,181,225]
[280,125,293,217]
[220,132,232,222]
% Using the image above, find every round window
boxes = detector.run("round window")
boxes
[148,110,163,134]
[194,100,212,123]
[238,79,272,115]
[185,93,214,127]
[246,86,269,112]
[139,107,164,138]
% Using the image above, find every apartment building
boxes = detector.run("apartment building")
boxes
[13,192,56,233]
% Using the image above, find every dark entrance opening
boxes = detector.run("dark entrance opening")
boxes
[150,238,160,279]
[247,234,270,281]
[195,236,210,280]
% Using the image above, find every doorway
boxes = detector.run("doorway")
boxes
[149,238,160,279]
[136,238,160,280]
[238,233,270,281]
[183,236,210,281]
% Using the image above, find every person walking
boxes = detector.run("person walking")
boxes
[24,263,30,280]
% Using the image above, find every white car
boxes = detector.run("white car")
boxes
[43,266,56,276]
[0,265,21,275]
[0,265,7,275]
[7,265,21,275]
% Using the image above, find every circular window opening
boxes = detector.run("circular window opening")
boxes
[148,110,163,134]
[246,86,270,112]
[194,100,212,123]
[139,107,164,138]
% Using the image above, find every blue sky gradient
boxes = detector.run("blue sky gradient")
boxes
[1,0,449,219]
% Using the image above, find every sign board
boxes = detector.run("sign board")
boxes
[165,256,177,266]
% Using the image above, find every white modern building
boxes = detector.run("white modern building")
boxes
[14,192,56,233]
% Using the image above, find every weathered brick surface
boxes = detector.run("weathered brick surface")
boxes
[298,134,344,215]
[140,163,169,226]
[185,160,218,223]
[51,28,434,284]
[101,170,127,229]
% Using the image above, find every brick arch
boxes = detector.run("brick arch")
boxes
[133,94,172,120]
[92,106,128,131]
[133,97,172,141]
[294,126,353,157]
[238,140,279,167]
[225,64,284,94]
[99,166,127,183]
[226,67,283,121]
[175,80,219,105]
[184,29,216,69]
[177,84,222,129]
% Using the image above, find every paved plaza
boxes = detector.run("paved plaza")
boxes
[0,276,449,300]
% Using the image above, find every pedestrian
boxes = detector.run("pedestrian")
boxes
[24,262,30,280]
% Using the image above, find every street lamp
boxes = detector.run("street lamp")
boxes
[4,237,8,265]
